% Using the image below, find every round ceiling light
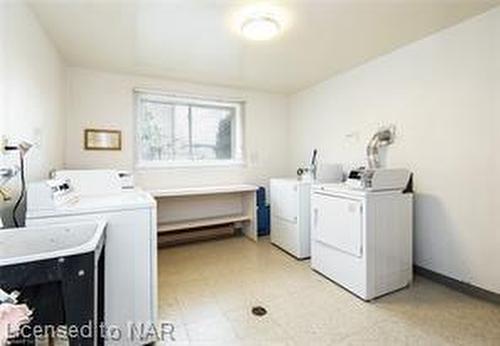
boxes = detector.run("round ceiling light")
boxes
[241,15,281,41]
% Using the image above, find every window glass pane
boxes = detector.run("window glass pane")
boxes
[172,105,190,160]
[137,93,240,165]
[138,101,174,161]
[191,106,233,160]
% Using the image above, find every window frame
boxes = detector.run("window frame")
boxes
[134,91,245,169]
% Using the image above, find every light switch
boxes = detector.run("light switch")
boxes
[33,127,42,148]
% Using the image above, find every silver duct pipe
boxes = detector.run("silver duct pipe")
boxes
[366,126,395,169]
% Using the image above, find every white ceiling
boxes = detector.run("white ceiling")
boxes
[29,0,499,93]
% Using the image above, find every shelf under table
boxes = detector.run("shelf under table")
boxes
[157,214,251,233]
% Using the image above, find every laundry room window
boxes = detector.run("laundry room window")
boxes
[135,91,244,168]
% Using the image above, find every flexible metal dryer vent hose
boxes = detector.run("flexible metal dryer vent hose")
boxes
[366,126,395,169]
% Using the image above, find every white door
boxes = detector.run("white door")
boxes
[311,193,363,258]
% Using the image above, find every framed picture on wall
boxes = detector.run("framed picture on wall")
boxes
[84,129,122,151]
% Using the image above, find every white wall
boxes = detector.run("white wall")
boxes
[65,68,289,190]
[0,2,66,225]
[289,8,500,294]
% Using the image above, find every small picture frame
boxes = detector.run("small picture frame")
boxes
[84,129,122,151]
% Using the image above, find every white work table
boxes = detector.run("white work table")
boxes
[149,184,258,198]
[148,184,259,245]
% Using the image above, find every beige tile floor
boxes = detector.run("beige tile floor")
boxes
[157,236,500,346]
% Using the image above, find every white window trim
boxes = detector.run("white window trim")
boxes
[134,90,245,169]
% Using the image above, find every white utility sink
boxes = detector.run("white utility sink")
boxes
[0,221,106,266]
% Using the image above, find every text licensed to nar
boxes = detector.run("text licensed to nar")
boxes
[8,322,176,342]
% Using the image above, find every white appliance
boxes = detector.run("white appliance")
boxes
[311,174,413,300]
[316,163,344,183]
[345,168,411,191]
[270,178,312,259]
[26,170,157,345]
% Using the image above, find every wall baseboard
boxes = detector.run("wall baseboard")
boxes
[414,266,500,305]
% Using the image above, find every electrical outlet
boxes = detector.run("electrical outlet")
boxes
[345,131,360,145]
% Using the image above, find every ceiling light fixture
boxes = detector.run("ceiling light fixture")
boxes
[241,15,281,41]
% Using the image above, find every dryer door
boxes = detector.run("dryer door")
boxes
[312,192,363,258]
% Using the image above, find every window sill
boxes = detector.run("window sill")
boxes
[135,160,246,170]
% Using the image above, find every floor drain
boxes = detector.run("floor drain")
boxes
[251,306,267,317]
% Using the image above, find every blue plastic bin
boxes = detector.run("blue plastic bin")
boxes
[257,205,270,236]
[256,186,266,207]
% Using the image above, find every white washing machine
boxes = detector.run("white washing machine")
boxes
[26,170,157,345]
[311,172,413,300]
[270,178,312,259]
